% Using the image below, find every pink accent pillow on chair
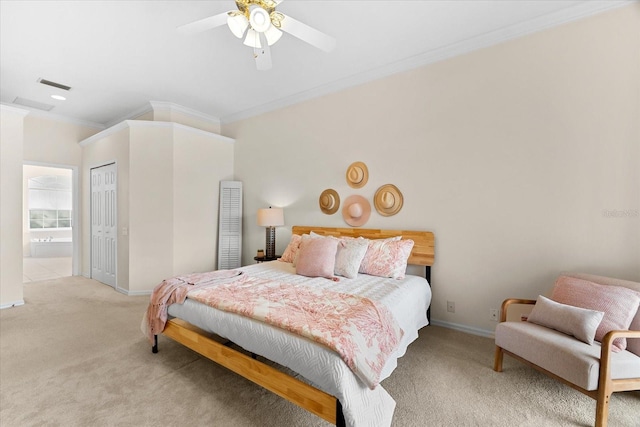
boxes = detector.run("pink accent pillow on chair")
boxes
[551,276,640,352]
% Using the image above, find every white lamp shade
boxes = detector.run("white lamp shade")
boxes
[257,208,284,227]
[243,28,261,48]
[264,25,282,46]
[227,14,249,38]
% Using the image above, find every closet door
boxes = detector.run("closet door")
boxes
[217,181,242,269]
[91,163,117,287]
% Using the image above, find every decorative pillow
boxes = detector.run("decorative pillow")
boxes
[527,295,604,345]
[279,234,302,263]
[295,235,339,279]
[359,238,414,279]
[292,233,324,266]
[334,238,369,279]
[358,237,399,271]
[551,276,640,352]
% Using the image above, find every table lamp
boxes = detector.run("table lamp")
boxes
[257,207,284,259]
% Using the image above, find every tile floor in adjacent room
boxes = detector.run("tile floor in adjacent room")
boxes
[23,257,72,282]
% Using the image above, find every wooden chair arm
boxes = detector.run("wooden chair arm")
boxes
[600,329,640,355]
[500,298,536,322]
[598,329,640,395]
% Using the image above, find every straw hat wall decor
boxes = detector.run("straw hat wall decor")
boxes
[319,189,340,214]
[346,161,368,188]
[342,195,371,227]
[374,184,404,217]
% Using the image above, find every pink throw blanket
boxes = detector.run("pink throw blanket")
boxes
[143,269,243,343]
[188,275,403,389]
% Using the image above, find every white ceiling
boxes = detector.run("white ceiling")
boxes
[0,0,629,128]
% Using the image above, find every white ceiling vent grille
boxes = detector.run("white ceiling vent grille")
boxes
[38,78,71,91]
[13,97,54,111]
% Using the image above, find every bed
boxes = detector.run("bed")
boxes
[148,226,435,427]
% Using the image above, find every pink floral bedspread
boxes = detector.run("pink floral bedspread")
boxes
[142,269,243,343]
[188,275,404,389]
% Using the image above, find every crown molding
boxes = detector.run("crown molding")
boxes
[104,103,154,128]
[79,119,234,147]
[106,101,222,129]
[221,0,633,124]
[1,103,30,117]
[78,120,129,147]
[149,101,222,126]
[1,102,105,129]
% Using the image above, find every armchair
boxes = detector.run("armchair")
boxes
[493,273,640,427]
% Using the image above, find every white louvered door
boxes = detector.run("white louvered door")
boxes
[217,181,243,269]
[91,163,117,287]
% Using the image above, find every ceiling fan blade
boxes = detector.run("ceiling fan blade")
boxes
[177,12,230,35]
[279,14,336,53]
[254,33,272,70]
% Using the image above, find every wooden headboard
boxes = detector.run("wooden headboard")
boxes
[291,226,435,267]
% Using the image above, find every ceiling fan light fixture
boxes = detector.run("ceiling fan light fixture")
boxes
[264,25,282,46]
[249,7,271,33]
[243,28,261,48]
[227,13,249,38]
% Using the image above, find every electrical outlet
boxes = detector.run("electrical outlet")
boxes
[490,308,499,321]
[447,301,455,313]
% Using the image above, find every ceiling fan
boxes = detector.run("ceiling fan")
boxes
[177,0,336,70]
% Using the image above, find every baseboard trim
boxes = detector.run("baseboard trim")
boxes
[115,287,152,297]
[0,300,25,310]
[431,319,495,338]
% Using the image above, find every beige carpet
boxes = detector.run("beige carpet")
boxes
[1,276,638,426]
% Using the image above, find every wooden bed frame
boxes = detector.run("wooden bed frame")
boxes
[154,226,435,426]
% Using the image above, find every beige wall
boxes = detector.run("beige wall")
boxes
[82,121,234,294]
[0,105,28,308]
[127,124,174,293]
[23,115,96,166]
[171,126,234,275]
[81,125,131,289]
[225,5,640,335]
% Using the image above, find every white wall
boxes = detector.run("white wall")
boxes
[225,5,640,335]
[0,105,28,308]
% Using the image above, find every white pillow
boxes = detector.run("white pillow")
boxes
[334,238,369,279]
[527,295,604,345]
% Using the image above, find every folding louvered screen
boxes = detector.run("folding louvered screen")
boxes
[217,181,243,269]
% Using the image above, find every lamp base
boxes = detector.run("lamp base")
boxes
[265,226,276,259]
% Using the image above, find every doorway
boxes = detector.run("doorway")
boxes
[23,163,78,282]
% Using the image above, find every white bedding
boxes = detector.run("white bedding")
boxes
[167,261,431,427]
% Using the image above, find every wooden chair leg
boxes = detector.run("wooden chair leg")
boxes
[493,346,504,372]
[595,388,610,427]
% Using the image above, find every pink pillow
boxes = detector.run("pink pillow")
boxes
[278,234,302,263]
[359,238,414,279]
[551,276,640,352]
[295,236,339,279]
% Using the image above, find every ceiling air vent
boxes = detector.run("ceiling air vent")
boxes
[38,78,72,91]
[13,97,55,111]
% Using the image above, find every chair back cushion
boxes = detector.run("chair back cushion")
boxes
[562,273,640,356]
